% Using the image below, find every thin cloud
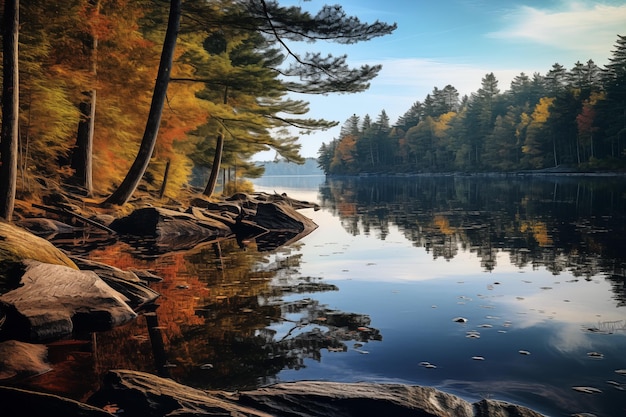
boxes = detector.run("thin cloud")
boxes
[371,58,524,97]
[488,2,626,57]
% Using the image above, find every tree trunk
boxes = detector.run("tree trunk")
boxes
[0,0,19,221]
[103,0,181,206]
[70,0,99,196]
[202,86,229,197]
[202,132,224,196]
[159,159,171,199]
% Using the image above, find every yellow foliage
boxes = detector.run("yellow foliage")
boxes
[433,215,455,235]
[531,97,555,124]
[520,220,553,247]
[222,180,254,196]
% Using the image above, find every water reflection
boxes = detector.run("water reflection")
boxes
[19,174,626,417]
[45,238,381,395]
[319,175,626,304]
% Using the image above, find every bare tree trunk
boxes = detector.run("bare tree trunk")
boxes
[159,159,170,199]
[202,86,229,197]
[0,0,19,221]
[202,132,224,196]
[103,0,181,206]
[71,0,99,196]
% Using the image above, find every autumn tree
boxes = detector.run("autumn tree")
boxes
[103,0,181,206]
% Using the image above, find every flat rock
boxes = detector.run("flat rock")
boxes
[71,257,160,311]
[0,260,137,342]
[87,370,544,417]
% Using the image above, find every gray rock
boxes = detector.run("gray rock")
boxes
[87,370,545,417]
[0,260,137,342]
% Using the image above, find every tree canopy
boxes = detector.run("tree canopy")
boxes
[0,0,396,210]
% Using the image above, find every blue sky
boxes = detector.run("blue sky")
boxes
[259,0,626,159]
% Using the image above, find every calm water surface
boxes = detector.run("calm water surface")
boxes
[36,175,626,417]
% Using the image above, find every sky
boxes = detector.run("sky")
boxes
[255,0,626,160]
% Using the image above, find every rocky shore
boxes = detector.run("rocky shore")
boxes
[0,192,545,416]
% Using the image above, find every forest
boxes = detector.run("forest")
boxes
[0,0,396,221]
[317,35,626,175]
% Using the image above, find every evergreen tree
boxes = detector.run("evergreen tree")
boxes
[395,101,422,130]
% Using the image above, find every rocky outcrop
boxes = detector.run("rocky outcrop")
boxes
[110,207,231,242]
[0,260,138,342]
[109,193,319,252]
[0,221,77,293]
[70,257,160,311]
[84,370,544,417]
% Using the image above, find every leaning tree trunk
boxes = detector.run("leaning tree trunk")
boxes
[103,0,181,206]
[202,132,224,197]
[70,0,99,196]
[0,0,19,221]
[202,86,229,197]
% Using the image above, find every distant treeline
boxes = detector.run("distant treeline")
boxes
[257,158,323,176]
[317,35,626,175]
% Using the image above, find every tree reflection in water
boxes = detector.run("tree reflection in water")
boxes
[320,175,626,305]
[82,237,381,393]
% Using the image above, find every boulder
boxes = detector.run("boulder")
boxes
[87,370,545,417]
[71,257,160,311]
[109,207,232,251]
[0,340,51,381]
[0,260,137,342]
[0,221,77,294]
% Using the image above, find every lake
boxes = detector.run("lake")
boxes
[32,174,626,417]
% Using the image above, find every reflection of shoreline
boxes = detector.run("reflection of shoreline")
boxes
[252,175,323,204]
